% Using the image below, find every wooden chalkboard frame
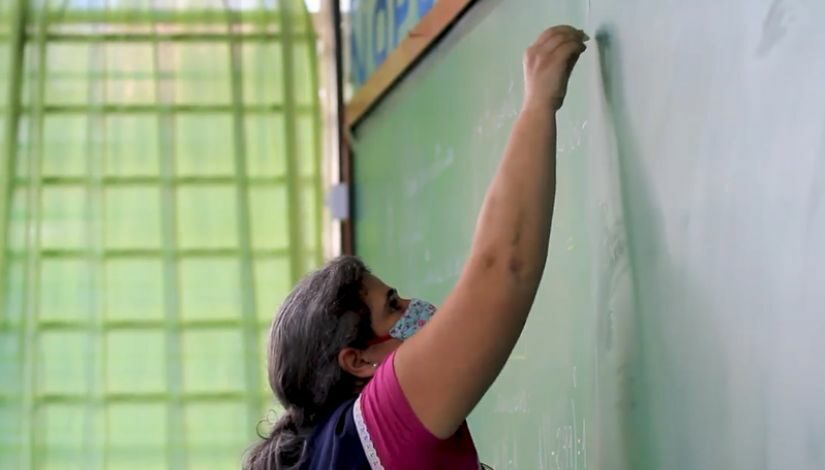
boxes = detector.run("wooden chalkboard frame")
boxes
[345,0,480,127]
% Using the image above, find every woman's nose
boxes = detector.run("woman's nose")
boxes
[399,297,411,311]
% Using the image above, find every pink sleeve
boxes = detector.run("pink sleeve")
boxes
[357,351,441,464]
[354,351,479,469]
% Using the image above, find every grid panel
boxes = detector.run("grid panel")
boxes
[258,326,273,394]
[153,32,187,470]
[241,42,283,105]
[0,3,9,118]
[104,43,156,103]
[3,260,25,328]
[182,328,244,393]
[42,115,87,176]
[0,8,22,470]
[176,184,238,248]
[248,185,289,249]
[40,185,88,250]
[38,403,102,469]
[37,331,92,396]
[175,114,235,176]
[0,0,322,467]
[291,38,314,106]
[44,43,90,105]
[296,113,316,176]
[106,403,167,469]
[104,115,160,176]
[171,43,231,105]
[105,330,166,394]
[0,403,23,469]
[104,186,162,249]
[184,401,248,469]
[104,258,164,322]
[0,330,21,397]
[38,258,93,323]
[245,114,286,177]
[14,116,30,179]
[253,256,291,323]
[7,188,27,254]
[179,257,241,321]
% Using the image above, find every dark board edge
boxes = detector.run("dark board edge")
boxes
[345,0,480,129]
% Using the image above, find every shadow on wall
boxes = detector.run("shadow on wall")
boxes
[594,25,729,470]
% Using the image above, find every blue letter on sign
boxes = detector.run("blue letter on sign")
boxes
[373,0,389,66]
[418,0,434,17]
[350,3,368,85]
[393,0,409,46]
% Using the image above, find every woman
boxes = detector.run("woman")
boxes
[243,25,589,470]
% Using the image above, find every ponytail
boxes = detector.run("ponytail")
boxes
[243,408,309,470]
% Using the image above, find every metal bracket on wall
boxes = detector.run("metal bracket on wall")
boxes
[326,183,350,221]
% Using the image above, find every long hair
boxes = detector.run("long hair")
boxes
[242,256,374,470]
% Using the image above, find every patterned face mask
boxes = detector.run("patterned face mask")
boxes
[367,298,438,345]
[387,298,437,340]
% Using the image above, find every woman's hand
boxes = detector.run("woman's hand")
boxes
[522,25,588,111]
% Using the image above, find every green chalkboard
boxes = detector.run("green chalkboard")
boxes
[353,0,825,469]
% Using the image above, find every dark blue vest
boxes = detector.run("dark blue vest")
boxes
[301,399,370,470]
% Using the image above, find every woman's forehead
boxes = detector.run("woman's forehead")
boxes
[361,274,390,309]
[362,273,388,291]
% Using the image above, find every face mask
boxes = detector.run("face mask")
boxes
[388,298,437,340]
[367,298,437,345]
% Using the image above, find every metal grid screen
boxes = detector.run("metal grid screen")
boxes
[0,0,323,468]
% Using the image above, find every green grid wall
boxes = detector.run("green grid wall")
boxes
[0,0,324,468]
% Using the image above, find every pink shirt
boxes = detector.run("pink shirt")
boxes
[353,351,480,469]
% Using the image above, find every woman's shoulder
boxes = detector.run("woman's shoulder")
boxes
[357,353,481,469]
[304,398,371,470]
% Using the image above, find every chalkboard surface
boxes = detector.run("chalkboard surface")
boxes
[353,0,825,468]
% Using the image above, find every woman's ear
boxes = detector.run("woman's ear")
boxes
[337,347,376,379]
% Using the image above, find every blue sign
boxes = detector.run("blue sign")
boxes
[349,0,436,87]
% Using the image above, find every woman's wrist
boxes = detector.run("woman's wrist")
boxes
[519,100,558,122]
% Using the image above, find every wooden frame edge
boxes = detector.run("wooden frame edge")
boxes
[345,0,478,128]
[332,0,355,254]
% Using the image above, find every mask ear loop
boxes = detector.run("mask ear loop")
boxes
[366,334,392,346]
[365,335,392,369]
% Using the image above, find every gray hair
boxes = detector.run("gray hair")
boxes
[242,256,374,470]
